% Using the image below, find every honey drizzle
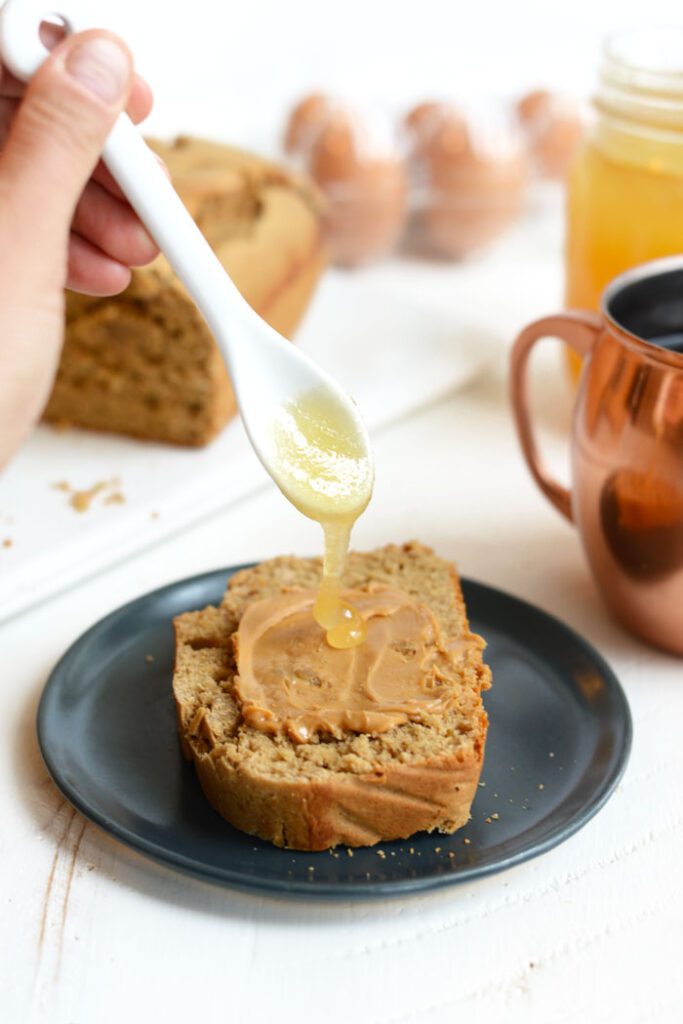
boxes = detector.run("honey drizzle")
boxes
[271,389,373,649]
[313,520,366,649]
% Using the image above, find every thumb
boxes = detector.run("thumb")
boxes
[0,30,133,264]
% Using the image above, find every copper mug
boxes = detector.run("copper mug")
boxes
[511,256,683,655]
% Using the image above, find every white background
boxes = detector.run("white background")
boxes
[88,0,683,149]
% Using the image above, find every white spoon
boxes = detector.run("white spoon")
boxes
[0,0,373,508]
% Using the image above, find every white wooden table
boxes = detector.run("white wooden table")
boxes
[2,355,682,1023]
[3,0,683,1015]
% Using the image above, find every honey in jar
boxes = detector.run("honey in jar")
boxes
[566,29,683,378]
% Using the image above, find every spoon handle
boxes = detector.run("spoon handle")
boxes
[102,117,248,359]
[0,0,247,367]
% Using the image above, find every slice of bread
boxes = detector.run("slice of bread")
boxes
[172,543,491,850]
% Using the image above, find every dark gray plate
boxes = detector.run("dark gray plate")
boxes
[37,566,631,899]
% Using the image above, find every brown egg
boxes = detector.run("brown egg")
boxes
[308,117,408,266]
[283,93,333,156]
[308,113,362,183]
[414,114,474,185]
[517,89,583,179]
[403,101,450,147]
[414,117,529,259]
[517,89,554,126]
[404,103,469,163]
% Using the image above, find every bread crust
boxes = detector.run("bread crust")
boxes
[172,543,490,849]
[191,741,483,850]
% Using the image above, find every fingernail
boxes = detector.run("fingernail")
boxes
[66,37,130,103]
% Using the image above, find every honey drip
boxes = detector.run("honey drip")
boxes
[271,389,373,649]
[313,521,366,649]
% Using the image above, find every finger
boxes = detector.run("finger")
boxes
[72,179,158,266]
[0,96,19,143]
[91,147,170,202]
[0,67,25,99]
[128,75,153,124]
[1,81,155,195]
[90,161,128,200]
[66,231,132,295]
[0,30,134,271]
[1,67,152,117]
[0,77,151,166]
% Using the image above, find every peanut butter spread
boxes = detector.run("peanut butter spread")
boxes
[233,586,468,743]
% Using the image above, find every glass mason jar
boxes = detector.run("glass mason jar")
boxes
[565,29,683,378]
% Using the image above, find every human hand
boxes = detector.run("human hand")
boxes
[0,27,160,466]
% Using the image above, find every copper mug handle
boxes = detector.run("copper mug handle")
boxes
[510,312,602,522]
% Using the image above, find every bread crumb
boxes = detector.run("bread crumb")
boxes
[365,872,371,879]
[409,847,415,854]
[52,477,124,513]
[2,539,12,548]
[145,655,154,664]
[376,850,386,859]
[346,848,354,857]
[434,846,442,853]
[549,752,555,758]
[71,483,106,512]
[448,851,455,859]
[478,781,486,787]
[491,813,500,820]
[485,816,492,824]
[538,783,545,790]
[307,865,314,872]
[463,838,471,845]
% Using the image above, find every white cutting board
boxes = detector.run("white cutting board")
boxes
[0,270,500,622]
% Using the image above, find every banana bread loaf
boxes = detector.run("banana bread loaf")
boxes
[44,137,326,446]
[172,542,491,850]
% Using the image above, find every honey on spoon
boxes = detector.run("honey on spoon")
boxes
[271,388,373,649]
